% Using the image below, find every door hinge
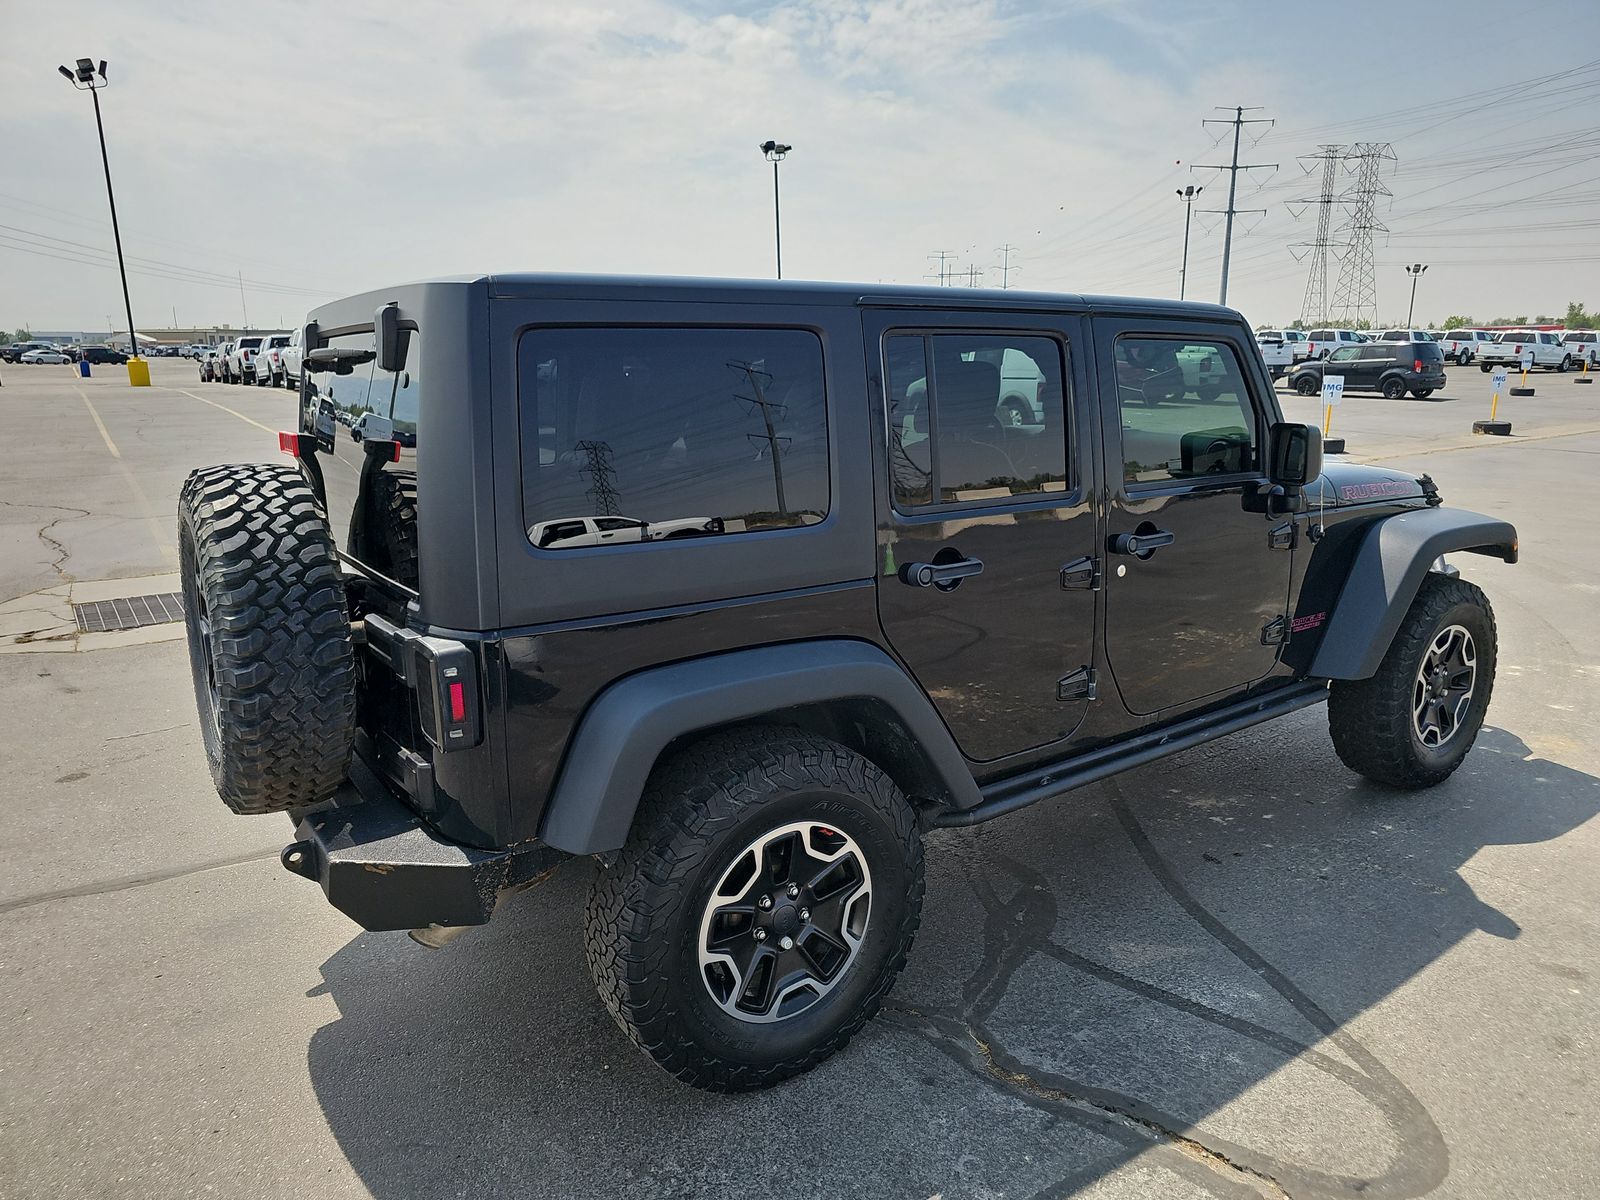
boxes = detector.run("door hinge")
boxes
[1268,521,1296,550]
[1060,556,1101,590]
[1260,615,1291,646]
[1057,666,1097,701]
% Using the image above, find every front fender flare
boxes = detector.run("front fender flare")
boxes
[1309,507,1517,681]
[538,639,980,854]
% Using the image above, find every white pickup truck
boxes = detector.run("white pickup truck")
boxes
[1479,329,1573,373]
[279,326,305,391]
[224,335,265,384]
[1558,329,1599,367]
[255,333,293,387]
[1254,330,1295,377]
[1436,328,1498,366]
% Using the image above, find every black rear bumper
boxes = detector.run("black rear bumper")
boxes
[281,759,566,932]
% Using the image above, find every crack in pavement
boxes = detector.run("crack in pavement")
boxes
[0,497,94,585]
[0,848,281,916]
[885,790,1449,1200]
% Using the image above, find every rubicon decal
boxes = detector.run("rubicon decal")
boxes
[1291,612,1326,633]
[1339,480,1414,501]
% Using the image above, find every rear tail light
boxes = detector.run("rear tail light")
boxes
[1415,359,1424,372]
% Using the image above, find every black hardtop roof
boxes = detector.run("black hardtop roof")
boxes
[307,273,1242,324]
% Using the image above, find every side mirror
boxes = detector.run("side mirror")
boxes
[375,302,403,372]
[1269,422,1323,492]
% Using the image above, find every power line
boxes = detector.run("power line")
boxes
[1329,143,1397,326]
[925,250,960,286]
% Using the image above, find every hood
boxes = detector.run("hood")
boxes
[1306,460,1430,508]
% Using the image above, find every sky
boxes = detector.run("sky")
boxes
[2,0,1597,334]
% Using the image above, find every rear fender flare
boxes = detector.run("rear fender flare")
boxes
[537,640,980,854]
[1308,508,1517,681]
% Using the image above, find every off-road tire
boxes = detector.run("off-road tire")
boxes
[584,728,924,1092]
[178,463,357,814]
[369,469,418,591]
[1328,575,1497,789]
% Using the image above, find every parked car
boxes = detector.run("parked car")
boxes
[1373,329,1437,344]
[1479,329,1572,373]
[175,273,1516,1091]
[20,348,73,364]
[1303,328,1367,359]
[280,327,304,390]
[1288,339,1447,399]
[256,333,293,387]
[225,335,266,384]
[1558,329,1599,367]
[1255,330,1295,378]
[1280,329,1311,360]
[199,348,224,381]
[79,345,129,365]
[1436,329,1498,366]
[2,341,54,362]
[528,515,726,548]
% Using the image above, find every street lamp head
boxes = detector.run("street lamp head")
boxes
[58,65,74,81]
[74,58,96,82]
[760,140,791,161]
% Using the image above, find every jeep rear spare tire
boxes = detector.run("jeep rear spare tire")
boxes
[178,463,357,814]
[584,728,924,1091]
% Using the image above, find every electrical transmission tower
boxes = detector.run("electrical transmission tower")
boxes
[994,244,1019,288]
[1329,143,1396,328]
[1196,105,1277,306]
[729,360,790,515]
[925,250,960,287]
[963,264,983,287]
[575,439,621,516]
[1287,144,1346,327]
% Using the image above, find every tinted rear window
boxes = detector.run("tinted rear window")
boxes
[518,327,829,550]
[1501,332,1532,343]
[1414,342,1444,360]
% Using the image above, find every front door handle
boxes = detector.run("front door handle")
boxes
[1110,529,1175,557]
[900,557,984,589]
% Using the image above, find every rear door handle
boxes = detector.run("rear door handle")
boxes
[1110,529,1175,556]
[900,557,984,588]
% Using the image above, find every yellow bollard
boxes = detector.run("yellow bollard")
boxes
[126,357,151,387]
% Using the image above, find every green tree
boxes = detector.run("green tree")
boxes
[1441,314,1476,330]
[1564,300,1594,329]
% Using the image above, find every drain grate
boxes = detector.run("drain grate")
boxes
[73,592,185,633]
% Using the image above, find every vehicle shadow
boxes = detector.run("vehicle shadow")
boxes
[305,721,1598,1199]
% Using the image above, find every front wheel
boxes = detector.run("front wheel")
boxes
[1556,355,1571,373]
[1382,376,1406,399]
[1479,363,1492,374]
[1294,375,1319,396]
[584,728,924,1091]
[1328,575,1497,789]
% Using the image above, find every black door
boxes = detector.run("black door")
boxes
[867,310,1099,763]
[1097,322,1294,716]
[1323,344,1366,389]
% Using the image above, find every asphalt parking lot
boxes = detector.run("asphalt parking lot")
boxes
[2,356,1597,1199]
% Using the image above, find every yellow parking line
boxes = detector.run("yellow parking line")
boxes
[171,387,276,434]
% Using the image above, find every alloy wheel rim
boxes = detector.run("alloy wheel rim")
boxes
[1412,624,1476,748]
[696,819,872,1024]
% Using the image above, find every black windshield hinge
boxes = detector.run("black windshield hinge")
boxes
[1260,615,1291,646]
[1057,666,1097,701]
[1060,556,1101,591]
[1268,522,1296,551]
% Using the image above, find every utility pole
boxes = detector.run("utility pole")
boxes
[1405,263,1428,327]
[1288,145,1346,327]
[964,264,983,288]
[1175,186,1203,300]
[1195,106,1276,306]
[993,244,1019,289]
[925,250,959,287]
[730,360,789,515]
[237,270,250,331]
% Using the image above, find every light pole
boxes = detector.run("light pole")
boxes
[760,140,791,279]
[1176,185,1203,301]
[1405,263,1428,327]
[59,57,145,384]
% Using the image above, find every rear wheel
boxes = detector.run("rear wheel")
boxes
[1382,376,1406,399]
[1457,350,1472,366]
[585,728,923,1091]
[178,463,357,814]
[1329,575,1496,789]
[1411,388,1434,398]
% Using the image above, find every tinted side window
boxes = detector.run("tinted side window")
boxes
[882,332,1067,508]
[1115,337,1258,485]
[519,327,828,550]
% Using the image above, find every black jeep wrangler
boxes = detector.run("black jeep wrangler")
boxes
[178,275,1516,1091]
